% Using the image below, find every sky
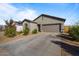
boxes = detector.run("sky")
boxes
[0,3,79,25]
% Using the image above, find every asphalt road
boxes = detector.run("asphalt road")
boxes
[0,33,62,56]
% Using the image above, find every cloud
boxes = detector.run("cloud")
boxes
[0,3,38,25]
[13,8,38,21]
[0,3,18,17]
[0,3,18,25]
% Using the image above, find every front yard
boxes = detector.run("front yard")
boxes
[0,31,40,44]
[0,30,79,45]
[0,31,23,43]
[0,32,12,43]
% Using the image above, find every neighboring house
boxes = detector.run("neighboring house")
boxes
[0,25,5,31]
[22,19,38,33]
[15,19,38,33]
[15,14,65,33]
[15,21,23,32]
[33,14,65,33]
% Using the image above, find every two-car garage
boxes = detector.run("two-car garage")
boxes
[42,23,61,33]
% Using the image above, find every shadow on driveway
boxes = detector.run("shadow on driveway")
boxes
[51,40,79,56]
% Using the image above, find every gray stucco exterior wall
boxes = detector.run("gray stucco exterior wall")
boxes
[34,15,65,32]
[23,21,38,33]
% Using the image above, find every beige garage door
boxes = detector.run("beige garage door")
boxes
[42,24,60,32]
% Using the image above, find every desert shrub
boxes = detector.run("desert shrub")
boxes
[69,25,79,41]
[5,27,16,37]
[23,28,29,35]
[4,19,16,37]
[32,29,37,34]
[23,23,29,35]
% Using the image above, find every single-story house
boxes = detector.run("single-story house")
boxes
[22,19,38,33]
[16,19,38,33]
[16,14,65,33]
[33,14,65,33]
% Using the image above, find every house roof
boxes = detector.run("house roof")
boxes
[22,19,38,24]
[15,21,22,25]
[33,14,66,22]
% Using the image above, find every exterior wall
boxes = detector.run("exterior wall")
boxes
[23,21,38,33]
[34,16,64,24]
[16,25,23,32]
[34,16,43,24]
[29,23,38,33]
[42,16,64,24]
[34,16,43,31]
[60,23,64,32]
[34,16,64,32]
[23,21,30,29]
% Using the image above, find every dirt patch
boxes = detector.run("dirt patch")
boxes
[0,32,28,43]
[0,32,45,44]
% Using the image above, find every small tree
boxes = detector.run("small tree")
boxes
[4,19,16,37]
[23,23,29,35]
[69,24,79,41]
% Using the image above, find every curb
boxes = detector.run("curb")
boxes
[62,38,79,47]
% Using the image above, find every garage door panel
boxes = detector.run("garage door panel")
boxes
[42,24,60,32]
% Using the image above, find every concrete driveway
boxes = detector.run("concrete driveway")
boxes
[0,33,62,56]
[1,32,79,56]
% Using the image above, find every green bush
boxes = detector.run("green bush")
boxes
[23,28,29,35]
[5,27,16,37]
[69,25,79,41]
[23,23,30,35]
[4,19,16,37]
[32,29,37,34]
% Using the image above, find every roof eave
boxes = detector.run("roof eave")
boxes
[33,14,66,22]
[23,19,38,24]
